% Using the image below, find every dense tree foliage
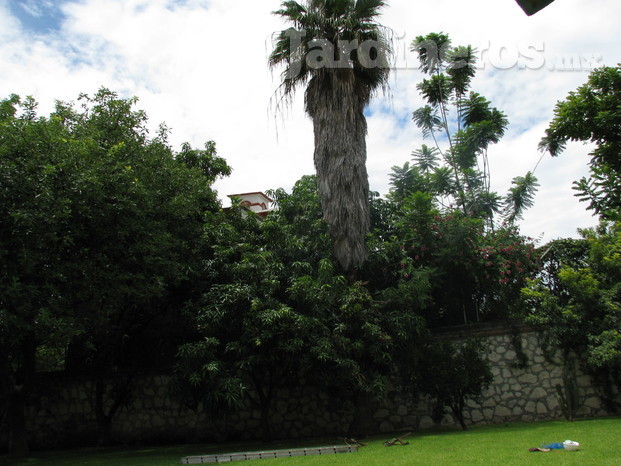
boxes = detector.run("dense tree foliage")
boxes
[175,176,428,438]
[523,223,621,412]
[380,33,540,327]
[0,90,230,453]
[540,65,621,220]
[524,65,621,415]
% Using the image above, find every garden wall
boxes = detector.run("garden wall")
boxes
[3,328,612,450]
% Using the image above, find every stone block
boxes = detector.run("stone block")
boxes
[518,373,538,384]
[495,406,511,417]
[524,401,536,414]
[470,410,484,423]
[488,353,501,363]
[276,400,288,414]
[576,375,592,388]
[397,405,407,416]
[418,416,435,429]
[530,387,547,399]
[466,399,478,408]
[482,398,496,408]
[584,396,601,410]
[547,397,559,411]
[379,420,393,433]
[374,408,390,419]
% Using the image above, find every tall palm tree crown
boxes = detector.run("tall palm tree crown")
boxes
[270,0,391,271]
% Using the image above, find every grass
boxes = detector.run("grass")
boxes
[3,417,620,465]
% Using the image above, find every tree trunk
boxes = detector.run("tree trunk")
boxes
[451,401,467,430]
[306,70,371,271]
[95,377,111,446]
[94,375,132,446]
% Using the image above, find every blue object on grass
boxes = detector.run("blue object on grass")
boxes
[542,442,564,449]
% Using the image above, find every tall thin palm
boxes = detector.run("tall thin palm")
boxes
[270,0,391,271]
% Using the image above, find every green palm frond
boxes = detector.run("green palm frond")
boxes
[411,32,451,74]
[274,1,307,24]
[412,106,443,139]
[447,45,477,97]
[417,75,453,108]
[270,0,392,102]
[459,92,492,127]
[412,144,440,174]
[505,171,540,223]
[468,190,502,219]
[430,166,455,196]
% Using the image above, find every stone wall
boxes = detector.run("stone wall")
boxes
[371,330,609,433]
[2,329,613,450]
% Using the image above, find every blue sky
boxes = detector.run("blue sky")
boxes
[7,0,66,34]
[1,0,620,243]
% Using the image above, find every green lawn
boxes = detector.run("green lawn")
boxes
[3,417,620,465]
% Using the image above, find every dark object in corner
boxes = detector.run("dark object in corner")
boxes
[515,0,556,15]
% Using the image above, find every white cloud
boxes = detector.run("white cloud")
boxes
[1,0,618,243]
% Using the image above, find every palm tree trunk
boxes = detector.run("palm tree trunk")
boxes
[306,71,370,271]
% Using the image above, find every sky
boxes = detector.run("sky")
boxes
[1,0,619,244]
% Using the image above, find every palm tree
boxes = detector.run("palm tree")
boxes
[270,0,391,271]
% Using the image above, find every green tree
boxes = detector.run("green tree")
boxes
[0,95,78,456]
[269,0,391,271]
[409,33,539,226]
[0,90,230,453]
[523,223,621,412]
[539,65,621,220]
[381,172,539,327]
[176,176,421,439]
[416,338,493,430]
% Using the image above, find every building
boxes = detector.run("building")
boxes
[227,192,273,219]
